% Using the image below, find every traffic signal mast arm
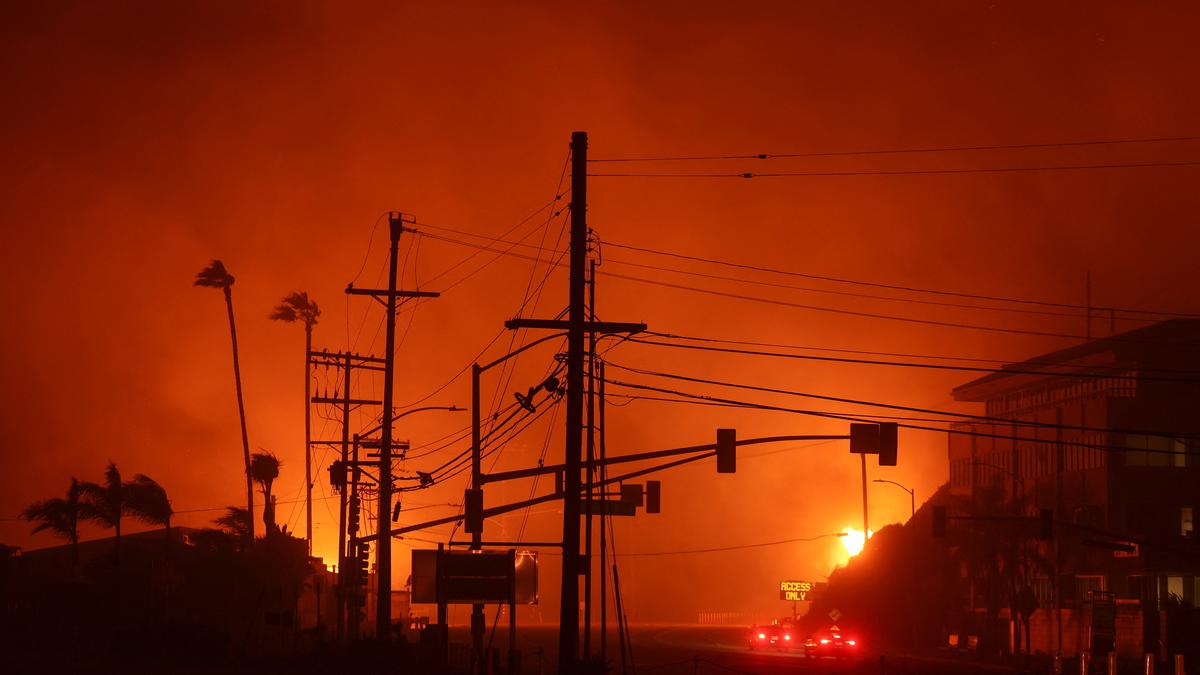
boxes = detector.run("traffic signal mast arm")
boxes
[480,433,850,485]
[383,432,853,541]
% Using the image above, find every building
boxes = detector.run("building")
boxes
[947,319,1200,659]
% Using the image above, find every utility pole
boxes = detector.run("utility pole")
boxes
[377,214,402,642]
[337,351,350,640]
[583,257,597,662]
[503,132,646,673]
[471,362,484,670]
[343,213,440,641]
[860,454,870,541]
[598,361,609,663]
[308,349,387,641]
[563,130,589,673]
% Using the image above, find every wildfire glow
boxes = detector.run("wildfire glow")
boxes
[841,527,873,557]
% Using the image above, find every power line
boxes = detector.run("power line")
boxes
[602,377,1197,458]
[626,335,1200,383]
[588,134,1200,163]
[638,330,1200,376]
[603,362,1200,439]
[589,159,1200,178]
[412,230,1200,338]
[598,241,1198,319]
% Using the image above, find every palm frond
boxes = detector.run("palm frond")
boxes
[214,506,250,539]
[270,291,320,325]
[126,474,172,526]
[194,260,234,288]
[249,451,281,483]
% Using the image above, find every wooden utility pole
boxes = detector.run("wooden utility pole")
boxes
[377,214,402,641]
[305,320,313,556]
[309,349,387,641]
[343,213,440,641]
[504,132,646,673]
[337,352,350,640]
[583,258,597,661]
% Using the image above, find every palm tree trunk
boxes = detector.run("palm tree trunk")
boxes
[224,286,256,543]
[304,322,313,556]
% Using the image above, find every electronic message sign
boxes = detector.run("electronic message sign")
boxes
[779,580,826,602]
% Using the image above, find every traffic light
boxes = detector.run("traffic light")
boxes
[620,483,643,507]
[1038,509,1054,540]
[717,428,736,473]
[329,460,347,489]
[877,423,898,466]
[348,494,361,536]
[850,423,879,454]
[932,505,947,538]
[645,480,661,514]
[465,488,483,534]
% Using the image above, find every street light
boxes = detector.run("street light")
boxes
[873,478,915,519]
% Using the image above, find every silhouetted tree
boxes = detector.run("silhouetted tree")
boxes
[270,291,320,555]
[80,462,128,567]
[214,506,251,542]
[195,259,255,544]
[21,478,86,568]
[249,452,282,535]
[125,474,172,532]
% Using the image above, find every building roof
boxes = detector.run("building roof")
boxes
[952,318,1200,402]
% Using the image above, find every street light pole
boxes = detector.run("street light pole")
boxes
[873,479,915,519]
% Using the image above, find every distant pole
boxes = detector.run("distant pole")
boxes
[559,130,588,673]
[375,213,404,640]
[583,258,597,661]
[471,363,484,670]
[305,320,313,556]
[599,362,609,663]
[335,352,351,641]
[860,454,870,540]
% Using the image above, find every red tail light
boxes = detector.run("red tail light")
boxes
[758,633,766,639]
[847,639,857,646]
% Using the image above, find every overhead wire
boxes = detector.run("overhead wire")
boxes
[624,335,1200,384]
[588,159,1200,178]
[603,361,1200,439]
[587,134,1200,163]
[601,377,1197,457]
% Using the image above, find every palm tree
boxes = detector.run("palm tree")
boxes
[125,474,172,532]
[270,291,320,555]
[21,478,86,568]
[195,259,255,544]
[214,506,251,542]
[249,451,282,536]
[79,461,128,567]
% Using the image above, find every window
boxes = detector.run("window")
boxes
[1164,576,1185,604]
[1184,507,1194,538]
[1124,435,1187,468]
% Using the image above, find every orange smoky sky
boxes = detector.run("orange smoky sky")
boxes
[2,2,1199,622]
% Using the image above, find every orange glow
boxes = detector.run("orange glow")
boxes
[840,527,873,556]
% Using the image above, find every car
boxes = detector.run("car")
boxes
[747,623,795,651]
[803,627,859,659]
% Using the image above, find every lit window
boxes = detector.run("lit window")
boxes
[1183,507,1194,538]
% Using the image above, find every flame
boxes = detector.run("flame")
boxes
[840,527,873,556]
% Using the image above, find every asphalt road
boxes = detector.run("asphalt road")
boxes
[456,624,1024,675]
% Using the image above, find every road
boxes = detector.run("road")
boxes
[447,625,1023,675]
